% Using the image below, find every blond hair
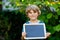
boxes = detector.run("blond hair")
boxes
[26,5,41,15]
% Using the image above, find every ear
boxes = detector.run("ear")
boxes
[38,10,41,15]
[26,14,28,17]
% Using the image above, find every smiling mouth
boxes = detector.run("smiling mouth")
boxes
[33,16,35,18]
[30,15,37,18]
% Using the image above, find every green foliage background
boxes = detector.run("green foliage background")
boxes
[0,0,60,40]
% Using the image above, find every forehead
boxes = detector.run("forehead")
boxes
[26,6,39,12]
[29,9,36,12]
[27,9,38,13]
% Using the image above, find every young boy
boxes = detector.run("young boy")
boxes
[22,5,51,40]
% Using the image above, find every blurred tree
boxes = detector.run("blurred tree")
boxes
[0,0,60,40]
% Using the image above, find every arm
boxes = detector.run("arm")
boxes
[45,32,51,39]
[21,24,26,40]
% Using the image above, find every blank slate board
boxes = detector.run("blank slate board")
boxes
[23,23,46,39]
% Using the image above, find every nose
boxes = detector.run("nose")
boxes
[31,12,34,15]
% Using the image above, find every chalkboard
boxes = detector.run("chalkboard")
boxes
[23,23,46,39]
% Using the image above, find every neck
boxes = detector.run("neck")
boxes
[30,19,38,23]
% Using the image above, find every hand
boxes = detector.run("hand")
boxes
[22,32,26,37]
[45,32,51,39]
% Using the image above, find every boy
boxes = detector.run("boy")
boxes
[22,5,51,40]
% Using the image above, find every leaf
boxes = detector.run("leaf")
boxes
[5,32,9,40]
[33,1,41,5]
[45,19,48,23]
[38,15,46,21]
[54,15,58,19]
[52,4,58,9]
[46,25,55,34]
[57,10,60,15]
[22,0,24,2]
[54,24,60,32]
[47,13,53,19]
[0,1,2,4]
[5,5,9,8]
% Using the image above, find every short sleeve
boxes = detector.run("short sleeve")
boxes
[22,22,29,32]
[39,21,47,32]
[22,24,25,32]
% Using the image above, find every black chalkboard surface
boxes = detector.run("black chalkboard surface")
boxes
[23,23,46,39]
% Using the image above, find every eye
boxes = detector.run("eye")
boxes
[33,10,38,13]
[27,11,32,14]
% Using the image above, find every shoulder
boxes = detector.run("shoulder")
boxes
[23,21,30,25]
[39,21,44,23]
[39,20,45,24]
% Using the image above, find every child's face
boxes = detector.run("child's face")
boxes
[27,10,39,20]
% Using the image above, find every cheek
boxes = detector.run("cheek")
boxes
[27,13,39,18]
[27,14,31,18]
[35,13,39,17]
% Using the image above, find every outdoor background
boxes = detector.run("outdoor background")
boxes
[0,0,60,40]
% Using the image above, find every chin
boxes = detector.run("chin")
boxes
[31,18,36,20]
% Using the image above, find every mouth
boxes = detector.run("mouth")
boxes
[31,15,37,17]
